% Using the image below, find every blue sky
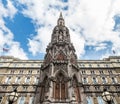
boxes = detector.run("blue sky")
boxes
[0,0,120,60]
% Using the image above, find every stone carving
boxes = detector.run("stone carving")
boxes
[39,13,80,104]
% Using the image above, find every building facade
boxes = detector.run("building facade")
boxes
[0,13,120,104]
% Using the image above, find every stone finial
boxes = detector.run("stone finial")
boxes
[59,12,63,18]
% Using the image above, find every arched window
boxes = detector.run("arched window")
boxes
[97,96,104,104]
[40,76,50,103]
[40,76,49,102]
[0,96,2,103]
[111,77,117,84]
[35,77,39,84]
[83,77,87,84]
[93,77,97,84]
[19,97,25,104]
[102,77,106,84]
[6,76,11,84]
[29,97,34,104]
[25,77,30,83]
[87,96,93,104]
[73,76,81,102]
[54,73,68,100]
[15,77,21,83]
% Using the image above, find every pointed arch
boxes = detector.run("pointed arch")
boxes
[54,69,67,77]
[72,73,79,81]
[53,71,68,100]
[55,50,67,61]
[41,72,48,82]
[72,75,81,103]
[40,75,49,102]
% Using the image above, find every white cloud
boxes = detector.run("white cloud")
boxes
[0,0,28,59]
[17,0,120,59]
[6,0,17,19]
[6,41,28,59]
[95,43,108,51]
[28,26,53,55]
[69,29,85,58]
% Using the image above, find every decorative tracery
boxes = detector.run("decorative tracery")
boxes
[56,51,67,61]
[53,72,68,100]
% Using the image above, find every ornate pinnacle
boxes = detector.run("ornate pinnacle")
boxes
[57,12,65,26]
[59,12,63,19]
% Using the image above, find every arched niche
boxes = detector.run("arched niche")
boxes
[53,72,68,100]
[40,76,49,102]
[72,75,81,102]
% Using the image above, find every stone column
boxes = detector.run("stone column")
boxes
[51,63,54,76]
[48,81,53,101]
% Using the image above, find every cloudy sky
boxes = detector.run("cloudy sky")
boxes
[0,0,120,60]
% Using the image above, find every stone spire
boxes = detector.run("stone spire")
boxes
[43,13,77,65]
[59,12,63,18]
[57,12,65,26]
[39,12,80,104]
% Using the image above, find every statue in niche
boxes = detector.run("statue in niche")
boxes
[63,27,66,36]
[53,27,59,42]
[58,31,64,41]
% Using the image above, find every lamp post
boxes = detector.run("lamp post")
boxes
[8,88,19,104]
[102,88,113,104]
